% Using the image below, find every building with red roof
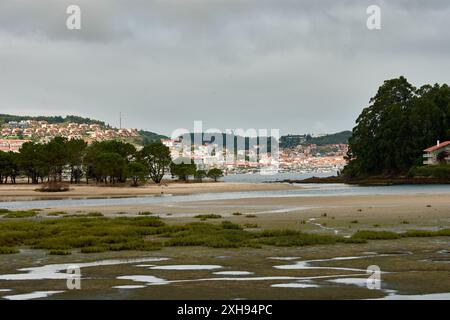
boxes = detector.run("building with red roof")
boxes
[423,140,450,165]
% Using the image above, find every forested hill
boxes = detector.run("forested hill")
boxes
[308,131,352,145]
[138,130,168,144]
[0,114,106,126]
[280,131,351,148]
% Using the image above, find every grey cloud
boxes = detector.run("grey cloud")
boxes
[0,1,449,136]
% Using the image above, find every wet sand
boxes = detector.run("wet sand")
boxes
[2,182,449,235]
[0,182,301,200]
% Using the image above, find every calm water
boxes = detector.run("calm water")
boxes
[221,171,337,183]
[1,179,450,210]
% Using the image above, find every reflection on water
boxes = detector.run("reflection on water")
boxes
[0,257,169,281]
[3,290,64,300]
[149,265,222,271]
[271,282,319,289]
[0,254,447,300]
[213,271,254,276]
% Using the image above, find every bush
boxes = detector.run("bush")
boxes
[410,164,450,179]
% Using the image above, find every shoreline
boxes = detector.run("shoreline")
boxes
[0,182,302,200]
[282,176,450,185]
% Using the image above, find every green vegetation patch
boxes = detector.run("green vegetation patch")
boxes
[138,211,154,216]
[409,164,450,179]
[0,216,165,254]
[0,246,19,254]
[194,214,222,221]
[352,229,450,240]
[47,211,68,216]
[0,215,449,255]
[3,210,38,219]
[63,212,104,218]
[48,249,72,256]
[0,209,12,215]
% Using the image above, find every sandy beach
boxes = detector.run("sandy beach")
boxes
[0,182,300,199]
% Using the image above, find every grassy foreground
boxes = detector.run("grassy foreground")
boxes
[0,209,449,255]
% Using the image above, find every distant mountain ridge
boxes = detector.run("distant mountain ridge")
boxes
[280,131,351,148]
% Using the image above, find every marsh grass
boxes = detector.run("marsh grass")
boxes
[64,212,104,218]
[0,214,449,254]
[3,210,38,218]
[0,209,12,215]
[0,246,19,254]
[138,211,154,216]
[352,229,450,240]
[47,211,68,216]
[194,214,222,221]
[48,249,72,255]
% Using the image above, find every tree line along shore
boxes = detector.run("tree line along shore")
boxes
[0,138,224,190]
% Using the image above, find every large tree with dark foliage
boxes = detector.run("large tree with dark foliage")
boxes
[139,142,172,184]
[344,77,450,177]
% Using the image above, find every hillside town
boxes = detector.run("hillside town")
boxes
[161,138,348,174]
[0,119,139,152]
[0,119,348,174]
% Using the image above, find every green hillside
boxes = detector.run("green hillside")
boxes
[280,131,351,148]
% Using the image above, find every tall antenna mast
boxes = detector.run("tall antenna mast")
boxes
[119,112,122,129]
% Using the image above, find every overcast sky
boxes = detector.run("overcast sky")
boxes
[1,0,449,136]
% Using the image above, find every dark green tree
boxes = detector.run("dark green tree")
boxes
[139,142,172,184]
[66,139,87,184]
[126,162,148,186]
[194,169,207,182]
[344,77,450,177]
[170,161,197,182]
[207,168,224,182]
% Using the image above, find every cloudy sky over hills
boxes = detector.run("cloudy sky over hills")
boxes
[1,0,449,135]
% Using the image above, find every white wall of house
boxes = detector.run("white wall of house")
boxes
[423,146,450,165]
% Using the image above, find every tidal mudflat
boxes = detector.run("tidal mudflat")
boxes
[0,238,449,300]
[0,184,449,300]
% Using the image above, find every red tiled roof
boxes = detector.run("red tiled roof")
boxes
[424,141,450,152]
